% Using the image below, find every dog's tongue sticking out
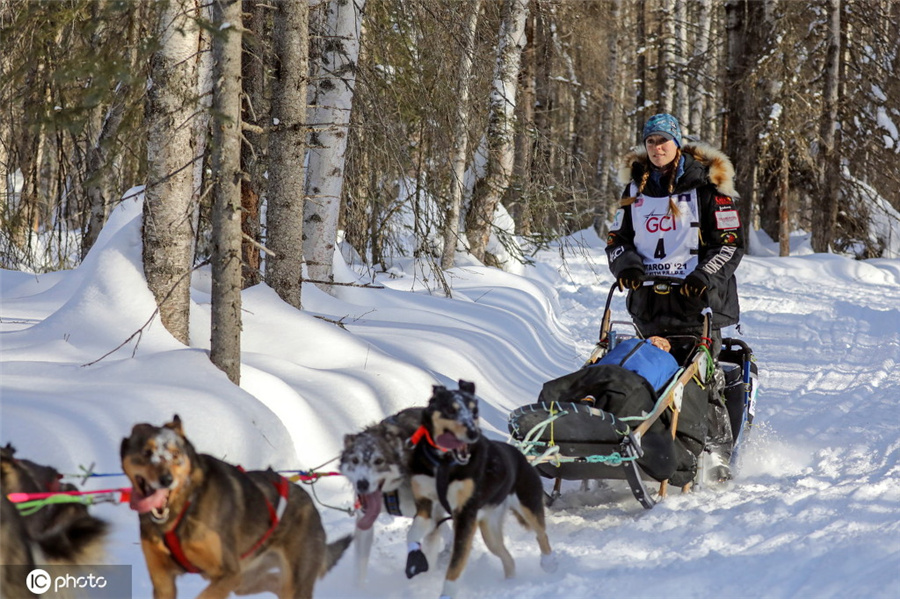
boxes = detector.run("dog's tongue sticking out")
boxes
[130,486,169,514]
[436,433,465,451]
[357,490,383,530]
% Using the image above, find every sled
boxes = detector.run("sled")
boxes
[508,280,756,509]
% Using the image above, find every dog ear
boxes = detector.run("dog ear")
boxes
[343,433,357,449]
[429,385,447,404]
[458,380,476,394]
[0,443,14,460]
[164,414,184,437]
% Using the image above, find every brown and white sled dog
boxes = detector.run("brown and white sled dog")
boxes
[405,381,557,599]
[0,444,108,566]
[339,407,450,584]
[121,415,351,599]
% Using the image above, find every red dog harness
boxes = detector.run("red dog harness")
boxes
[409,425,437,449]
[163,475,290,573]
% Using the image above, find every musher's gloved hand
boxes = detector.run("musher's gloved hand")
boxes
[680,273,707,297]
[617,268,645,291]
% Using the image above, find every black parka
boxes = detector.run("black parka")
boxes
[605,142,744,336]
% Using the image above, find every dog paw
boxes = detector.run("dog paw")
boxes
[540,551,559,573]
[406,546,429,579]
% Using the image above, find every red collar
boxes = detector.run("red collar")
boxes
[163,475,290,573]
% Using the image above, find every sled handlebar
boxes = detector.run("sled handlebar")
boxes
[599,277,712,344]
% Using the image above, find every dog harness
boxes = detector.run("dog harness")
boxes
[409,425,438,450]
[410,426,459,517]
[163,475,290,573]
[383,490,403,517]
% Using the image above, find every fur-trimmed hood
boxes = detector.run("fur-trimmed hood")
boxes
[617,141,739,198]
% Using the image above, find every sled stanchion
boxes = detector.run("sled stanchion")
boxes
[598,282,620,344]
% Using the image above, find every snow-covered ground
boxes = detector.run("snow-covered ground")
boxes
[2,194,899,598]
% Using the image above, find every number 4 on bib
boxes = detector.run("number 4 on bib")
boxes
[654,238,666,259]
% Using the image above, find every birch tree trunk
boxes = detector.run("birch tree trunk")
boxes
[635,2,648,143]
[674,0,689,127]
[596,0,620,205]
[812,0,841,253]
[465,0,528,264]
[193,0,214,244]
[267,0,309,308]
[143,0,201,345]
[303,0,365,291]
[512,6,534,237]
[442,0,481,270]
[209,0,243,384]
[689,0,711,139]
[81,6,128,259]
[83,80,130,259]
[656,0,675,115]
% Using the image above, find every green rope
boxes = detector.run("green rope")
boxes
[697,343,715,382]
[510,408,639,468]
[517,409,569,454]
[582,452,635,465]
[15,494,93,516]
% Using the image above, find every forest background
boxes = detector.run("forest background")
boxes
[2,0,899,382]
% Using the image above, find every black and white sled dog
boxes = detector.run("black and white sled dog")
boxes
[405,381,557,599]
[339,407,449,584]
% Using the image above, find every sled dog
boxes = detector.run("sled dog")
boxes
[0,444,108,565]
[121,415,351,599]
[340,407,449,584]
[405,381,557,599]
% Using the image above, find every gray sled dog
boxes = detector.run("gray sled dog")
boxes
[339,407,449,584]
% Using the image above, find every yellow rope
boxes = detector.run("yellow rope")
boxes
[549,401,558,448]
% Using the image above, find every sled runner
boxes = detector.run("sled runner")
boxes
[508,280,757,509]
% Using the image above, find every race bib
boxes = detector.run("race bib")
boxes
[629,185,699,279]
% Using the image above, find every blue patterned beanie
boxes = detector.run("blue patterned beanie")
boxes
[642,113,682,148]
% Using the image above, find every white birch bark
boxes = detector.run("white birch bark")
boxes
[193,0,213,239]
[209,0,243,384]
[690,0,712,140]
[465,0,528,263]
[267,0,309,308]
[442,0,481,270]
[597,0,620,204]
[142,0,201,345]
[657,0,675,114]
[303,0,365,291]
[675,0,689,127]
